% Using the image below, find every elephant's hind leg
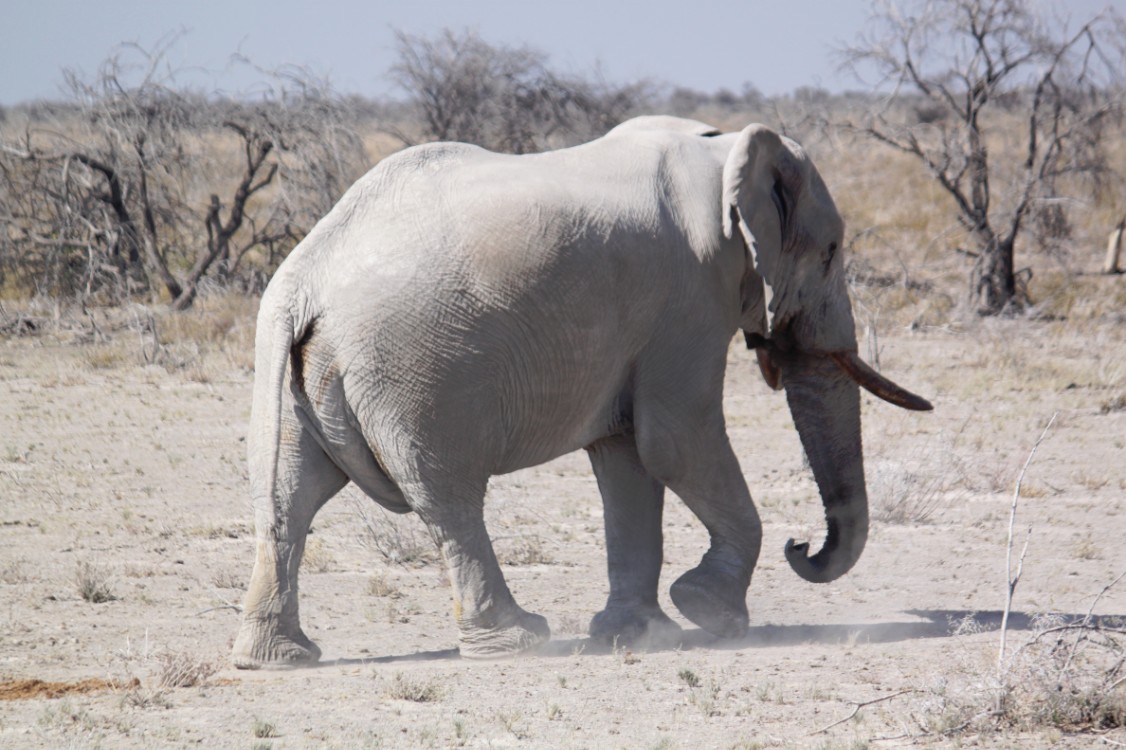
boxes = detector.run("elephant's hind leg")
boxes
[233,416,347,669]
[406,478,550,658]
[586,435,682,648]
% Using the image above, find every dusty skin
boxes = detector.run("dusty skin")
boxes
[1,305,1125,748]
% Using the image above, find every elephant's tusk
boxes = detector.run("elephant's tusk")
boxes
[830,351,933,411]
[755,348,782,390]
[744,331,783,390]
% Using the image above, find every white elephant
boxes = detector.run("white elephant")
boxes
[231,116,931,668]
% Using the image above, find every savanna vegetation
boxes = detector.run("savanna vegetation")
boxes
[2,1,1126,747]
[1,3,1122,325]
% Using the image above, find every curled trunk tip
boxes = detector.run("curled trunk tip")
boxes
[784,512,868,583]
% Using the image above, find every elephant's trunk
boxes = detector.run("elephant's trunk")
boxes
[778,352,869,584]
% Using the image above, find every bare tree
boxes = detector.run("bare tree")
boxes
[842,0,1126,314]
[390,28,650,153]
[0,39,366,309]
[0,36,194,302]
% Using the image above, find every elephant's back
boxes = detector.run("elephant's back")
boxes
[276,135,731,476]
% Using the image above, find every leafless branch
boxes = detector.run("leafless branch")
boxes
[998,412,1057,672]
[812,689,919,734]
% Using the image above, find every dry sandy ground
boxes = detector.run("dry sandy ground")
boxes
[1,308,1124,749]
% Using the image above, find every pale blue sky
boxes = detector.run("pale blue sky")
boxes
[0,0,1120,105]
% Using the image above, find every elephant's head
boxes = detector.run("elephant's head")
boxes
[722,124,932,584]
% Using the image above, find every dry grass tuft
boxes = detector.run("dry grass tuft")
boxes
[366,572,400,598]
[300,537,335,573]
[383,672,444,702]
[496,535,554,566]
[252,717,281,738]
[353,494,437,566]
[1100,394,1126,415]
[75,560,117,603]
[869,437,967,524]
[154,650,218,689]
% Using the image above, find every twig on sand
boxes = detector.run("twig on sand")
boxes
[812,689,919,735]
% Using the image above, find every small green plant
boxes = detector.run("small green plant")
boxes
[677,668,700,688]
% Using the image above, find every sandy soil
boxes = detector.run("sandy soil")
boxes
[1,310,1124,749]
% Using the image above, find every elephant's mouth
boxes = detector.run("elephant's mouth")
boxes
[744,332,933,412]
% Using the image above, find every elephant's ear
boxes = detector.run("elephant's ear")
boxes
[722,124,796,338]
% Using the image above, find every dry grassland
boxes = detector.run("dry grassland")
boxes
[1,121,1125,748]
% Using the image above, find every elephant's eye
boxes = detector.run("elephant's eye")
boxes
[828,242,838,259]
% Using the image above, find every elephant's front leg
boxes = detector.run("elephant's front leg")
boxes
[408,479,550,658]
[636,410,762,639]
[586,435,683,648]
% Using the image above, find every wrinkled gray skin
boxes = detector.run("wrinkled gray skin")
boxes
[232,116,927,668]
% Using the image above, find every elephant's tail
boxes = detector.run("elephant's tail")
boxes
[251,278,314,535]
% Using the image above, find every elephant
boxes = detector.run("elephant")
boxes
[231,115,932,668]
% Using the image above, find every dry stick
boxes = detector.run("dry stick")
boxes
[811,689,919,735]
[997,412,1057,674]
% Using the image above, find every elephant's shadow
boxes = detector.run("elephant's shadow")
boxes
[321,609,1123,666]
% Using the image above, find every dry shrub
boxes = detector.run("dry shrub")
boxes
[0,559,31,584]
[82,343,129,370]
[993,617,1126,731]
[366,572,400,598]
[252,717,281,738]
[75,560,116,603]
[156,650,218,689]
[383,671,444,702]
[496,535,554,566]
[300,537,335,573]
[923,615,1126,735]
[352,493,436,566]
[136,293,257,374]
[869,437,968,524]
[1101,394,1126,415]
[1025,270,1126,323]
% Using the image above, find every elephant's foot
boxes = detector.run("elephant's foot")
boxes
[231,620,321,670]
[669,567,749,639]
[458,609,550,659]
[589,604,683,649]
